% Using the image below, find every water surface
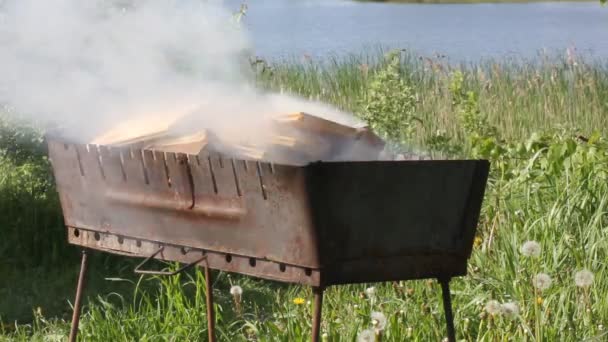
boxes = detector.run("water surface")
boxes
[225,0,608,62]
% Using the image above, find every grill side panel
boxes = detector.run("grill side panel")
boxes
[305,160,489,285]
[48,140,322,285]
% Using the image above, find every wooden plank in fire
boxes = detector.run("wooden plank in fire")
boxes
[88,110,385,161]
[142,131,208,155]
[272,112,385,149]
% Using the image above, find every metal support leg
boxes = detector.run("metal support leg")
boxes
[311,286,324,342]
[205,265,216,342]
[439,278,456,342]
[69,250,89,342]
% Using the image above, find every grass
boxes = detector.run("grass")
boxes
[1,50,608,341]
[255,51,608,145]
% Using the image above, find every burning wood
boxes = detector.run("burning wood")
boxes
[89,111,386,164]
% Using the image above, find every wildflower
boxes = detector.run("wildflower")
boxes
[532,273,552,291]
[357,329,375,342]
[230,285,243,316]
[485,300,502,316]
[501,302,520,319]
[371,311,387,332]
[536,296,543,305]
[599,324,604,331]
[574,269,594,288]
[365,287,376,298]
[520,241,541,257]
[230,285,243,297]
[293,297,306,305]
[406,327,413,338]
[474,236,483,248]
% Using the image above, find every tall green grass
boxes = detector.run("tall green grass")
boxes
[2,51,608,341]
[255,51,608,145]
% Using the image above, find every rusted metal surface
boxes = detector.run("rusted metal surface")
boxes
[49,138,489,287]
[69,250,88,342]
[205,265,216,342]
[440,278,456,342]
[134,246,207,276]
[304,160,490,285]
[311,287,324,342]
[67,227,322,286]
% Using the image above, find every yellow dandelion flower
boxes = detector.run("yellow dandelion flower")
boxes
[474,236,483,248]
[293,297,306,305]
[536,296,543,305]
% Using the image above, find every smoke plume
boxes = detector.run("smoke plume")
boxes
[0,0,380,164]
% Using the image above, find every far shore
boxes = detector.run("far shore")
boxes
[355,0,595,4]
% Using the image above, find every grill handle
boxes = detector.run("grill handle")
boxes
[134,246,207,276]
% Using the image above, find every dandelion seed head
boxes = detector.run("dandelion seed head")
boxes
[357,329,375,342]
[532,273,552,291]
[371,311,387,332]
[520,240,541,257]
[230,285,243,296]
[365,287,376,298]
[501,302,520,319]
[574,269,594,288]
[485,300,502,315]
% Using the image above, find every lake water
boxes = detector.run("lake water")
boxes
[225,0,608,63]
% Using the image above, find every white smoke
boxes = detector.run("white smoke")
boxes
[0,0,377,163]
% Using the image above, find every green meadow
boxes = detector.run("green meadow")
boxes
[1,50,607,341]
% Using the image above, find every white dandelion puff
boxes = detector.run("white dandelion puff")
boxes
[230,285,243,316]
[371,311,387,332]
[532,273,553,291]
[357,329,376,342]
[501,302,520,319]
[520,241,541,257]
[574,269,594,288]
[230,285,243,296]
[365,287,376,298]
[485,300,502,315]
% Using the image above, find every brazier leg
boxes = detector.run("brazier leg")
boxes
[439,278,456,342]
[311,286,324,342]
[69,250,89,342]
[205,265,216,342]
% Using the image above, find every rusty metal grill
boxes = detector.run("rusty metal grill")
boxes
[47,138,489,341]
